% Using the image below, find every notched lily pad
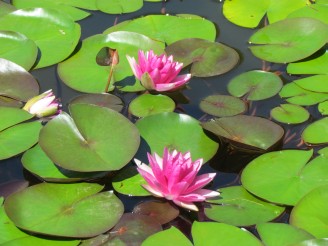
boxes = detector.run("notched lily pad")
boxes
[302,117,328,145]
[165,38,239,77]
[270,104,309,124]
[202,115,284,152]
[293,75,328,93]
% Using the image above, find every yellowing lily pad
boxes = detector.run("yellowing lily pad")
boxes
[302,117,328,145]
[270,104,309,124]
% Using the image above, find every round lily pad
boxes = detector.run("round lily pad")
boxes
[103,15,216,45]
[202,115,284,151]
[302,117,328,145]
[294,75,328,93]
[142,227,192,246]
[256,223,314,246]
[129,94,175,118]
[0,31,37,70]
[200,95,246,117]
[205,186,285,226]
[249,18,328,63]
[165,38,239,77]
[135,112,219,162]
[318,101,328,115]
[39,104,140,172]
[0,8,81,68]
[227,70,283,101]
[96,0,143,14]
[241,149,328,205]
[4,183,124,238]
[192,221,262,246]
[0,58,39,102]
[22,145,107,182]
[112,166,150,196]
[57,31,164,93]
[69,93,124,112]
[290,185,328,238]
[270,104,309,124]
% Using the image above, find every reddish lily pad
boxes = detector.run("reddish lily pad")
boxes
[270,104,309,124]
[165,38,239,77]
[39,104,140,172]
[4,183,124,238]
[199,95,246,117]
[202,115,284,152]
[227,70,283,101]
[249,18,328,63]
[302,117,328,145]
[0,58,39,102]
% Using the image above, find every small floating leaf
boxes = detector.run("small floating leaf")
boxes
[270,104,309,124]
[302,117,328,145]
[96,0,143,14]
[318,101,328,115]
[142,227,192,246]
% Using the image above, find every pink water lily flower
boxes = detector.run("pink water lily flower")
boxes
[23,90,61,118]
[135,148,220,211]
[126,50,191,92]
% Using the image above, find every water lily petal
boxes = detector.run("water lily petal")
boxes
[173,200,198,211]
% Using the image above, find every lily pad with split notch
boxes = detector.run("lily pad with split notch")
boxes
[270,104,309,124]
[302,117,328,145]
[165,38,239,77]
[294,75,328,93]
[227,70,283,101]
[241,149,328,206]
[200,95,246,117]
[202,115,284,152]
[39,103,140,172]
[4,183,124,238]
[96,0,143,14]
[0,107,33,132]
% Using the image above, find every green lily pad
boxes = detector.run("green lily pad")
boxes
[4,183,124,238]
[0,8,81,68]
[227,70,283,101]
[249,18,328,63]
[192,221,262,246]
[291,239,328,246]
[22,144,107,182]
[270,104,309,124]
[136,112,219,162]
[129,94,175,118]
[12,0,91,21]
[0,1,16,17]
[318,101,328,115]
[69,93,124,112]
[241,149,328,205]
[202,115,284,152]
[142,227,192,246]
[287,4,328,24]
[0,107,33,132]
[54,0,97,10]
[165,38,239,77]
[103,14,216,45]
[96,0,143,14]
[302,117,328,145]
[39,104,140,172]
[199,95,246,117]
[0,31,37,70]
[287,50,328,75]
[293,75,328,93]
[256,223,314,246]
[205,186,285,226]
[112,166,150,196]
[279,82,328,106]
[0,58,39,102]
[0,198,80,245]
[0,121,42,160]
[290,184,328,238]
[57,31,164,93]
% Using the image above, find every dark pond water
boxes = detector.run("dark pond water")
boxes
[0,0,322,240]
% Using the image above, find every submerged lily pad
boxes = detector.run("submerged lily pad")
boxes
[294,75,328,93]
[0,58,39,102]
[57,31,164,93]
[129,94,175,118]
[142,227,192,246]
[199,95,246,117]
[227,70,283,101]
[165,38,239,77]
[0,31,37,70]
[4,183,124,238]
[202,115,284,152]
[96,0,143,14]
[0,180,28,198]
[290,184,328,238]
[104,14,216,45]
[256,223,314,246]
[205,186,285,226]
[249,18,328,63]
[302,117,328,145]
[270,104,309,124]
[241,149,328,205]
[0,8,81,68]
[0,1,16,17]
[39,104,140,172]
[136,112,219,162]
